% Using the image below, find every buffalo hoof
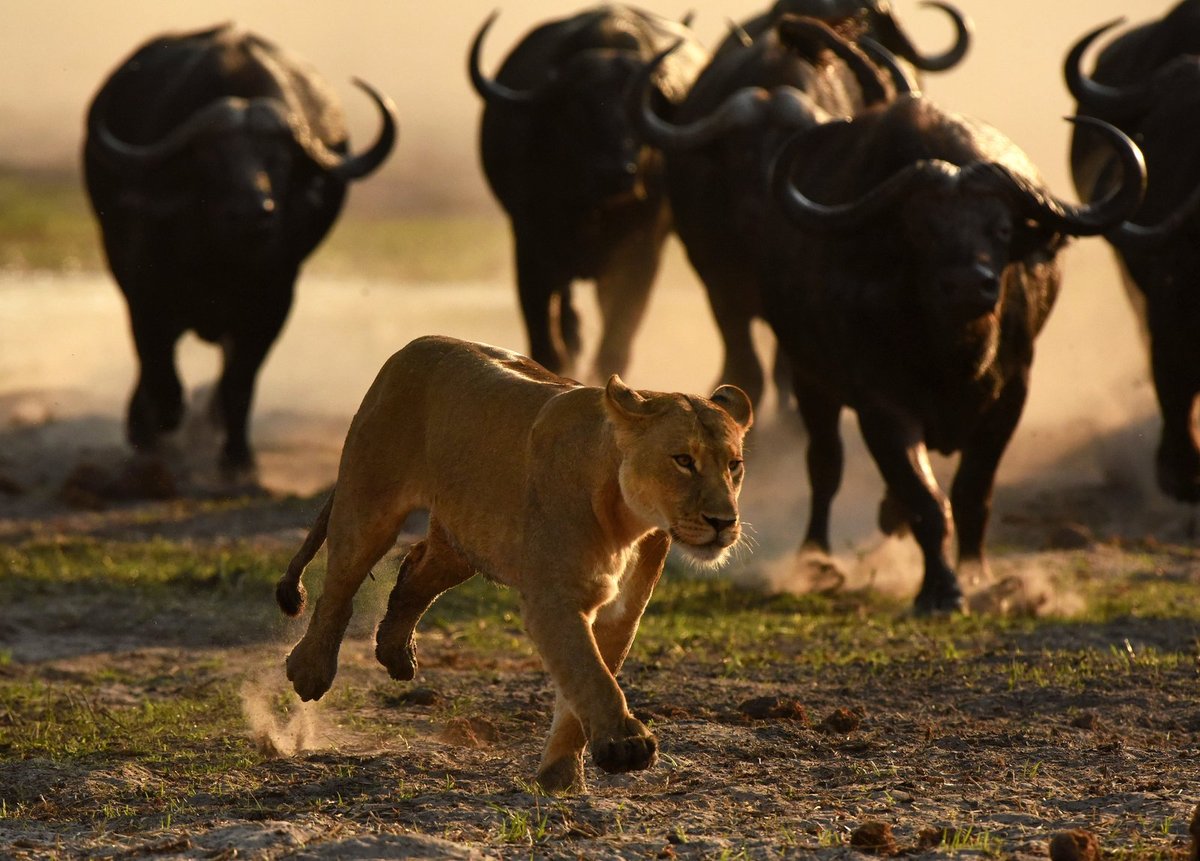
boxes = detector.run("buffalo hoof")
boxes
[536,753,587,794]
[913,583,965,616]
[375,635,418,681]
[1156,443,1200,504]
[591,716,657,775]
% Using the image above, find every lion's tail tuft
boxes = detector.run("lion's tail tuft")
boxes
[276,491,334,617]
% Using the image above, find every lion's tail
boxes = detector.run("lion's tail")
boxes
[276,490,334,617]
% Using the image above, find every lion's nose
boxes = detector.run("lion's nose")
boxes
[703,515,737,533]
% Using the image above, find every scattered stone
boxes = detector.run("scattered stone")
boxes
[1045,522,1095,551]
[401,687,442,707]
[1069,712,1101,730]
[819,706,862,734]
[738,696,808,722]
[917,827,946,850]
[1049,828,1101,861]
[439,716,499,748]
[850,821,898,856]
[58,456,178,509]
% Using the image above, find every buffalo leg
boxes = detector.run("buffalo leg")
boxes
[1148,326,1200,503]
[593,232,666,380]
[856,408,962,613]
[215,301,290,474]
[535,532,669,793]
[558,283,583,364]
[515,236,570,374]
[374,520,475,681]
[126,310,185,451]
[951,375,1028,585]
[795,383,843,553]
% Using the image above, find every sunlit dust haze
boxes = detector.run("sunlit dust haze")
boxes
[1,0,1190,609]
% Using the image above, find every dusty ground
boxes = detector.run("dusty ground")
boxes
[2,261,1199,859]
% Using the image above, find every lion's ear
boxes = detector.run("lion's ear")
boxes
[604,374,655,422]
[710,384,754,431]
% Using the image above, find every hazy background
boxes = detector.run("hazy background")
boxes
[2,1,1186,578]
[1,0,1133,207]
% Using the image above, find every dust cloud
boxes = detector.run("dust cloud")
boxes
[240,669,326,758]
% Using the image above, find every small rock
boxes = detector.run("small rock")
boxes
[1069,712,1100,730]
[439,716,499,748]
[1189,803,1200,861]
[850,821,898,856]
[1045,522,1094,551]
[819,706,862,734]
[1049,828,1101,861]
[738,696,808,722]
[917,827,946,850]
[401,686,442,707]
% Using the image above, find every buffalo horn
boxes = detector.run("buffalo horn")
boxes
[876,0,971,73]
[1063,19,1149,120]
[468,11,557,105]
[1005,116,1145,236]
[328,78,399,181]
[772,130,956,231]
[92,97,251,168]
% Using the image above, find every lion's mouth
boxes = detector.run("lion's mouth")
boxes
[670,528,739,567]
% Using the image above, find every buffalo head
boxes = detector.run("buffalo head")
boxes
[90,79,396,249]
[773,109,1146,341]
[470,11,692,204]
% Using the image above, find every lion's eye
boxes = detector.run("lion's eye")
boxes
[673,454,695,471]
[729,459,744,474]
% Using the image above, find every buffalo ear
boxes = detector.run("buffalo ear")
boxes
[604,374,655,423]
[710,384,754,431]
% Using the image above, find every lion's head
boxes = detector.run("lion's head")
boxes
[604,376,754,566]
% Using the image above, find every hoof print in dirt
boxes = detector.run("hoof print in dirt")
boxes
[1049,828,1102,861]
[738,695,808,723]
[850,821,898,856]
[439,716,498,748]
[818,706,863,734]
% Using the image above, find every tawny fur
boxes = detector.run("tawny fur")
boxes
[274,335,752,792]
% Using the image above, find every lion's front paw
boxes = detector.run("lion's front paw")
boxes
[285,637,339,702]
[590,715,657,775]
[536,753,587,794]
[375,636,417,681]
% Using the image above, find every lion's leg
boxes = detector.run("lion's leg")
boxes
[285,503,410,702]
[375,519,475,681]
[533,532,670,792]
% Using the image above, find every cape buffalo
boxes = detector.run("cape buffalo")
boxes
[84,23,397,479]
[764,95,1145,612]
[634,11,958,406]
[469,5,705,380]
[1066,2,1200,502]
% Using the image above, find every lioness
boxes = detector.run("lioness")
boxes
[276,335,752,792]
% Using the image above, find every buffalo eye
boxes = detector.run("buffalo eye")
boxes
[673,454,696,472]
